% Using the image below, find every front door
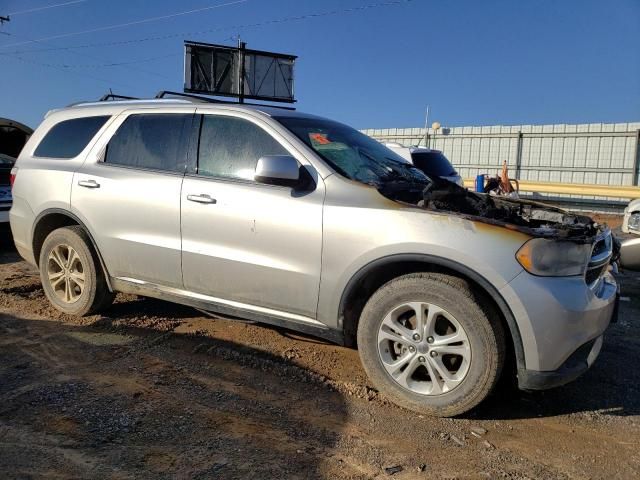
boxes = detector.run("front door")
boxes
[180,112,324,319]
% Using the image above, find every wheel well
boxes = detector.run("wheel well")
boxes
[32,211,113,292]
[340,259,521,374]
[32,213,80,266]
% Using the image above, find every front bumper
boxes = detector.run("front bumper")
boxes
[518,333,606,390]
[500,269,617,389]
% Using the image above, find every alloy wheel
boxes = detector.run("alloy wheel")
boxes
[377,301,472,395]
[47,244,85,304]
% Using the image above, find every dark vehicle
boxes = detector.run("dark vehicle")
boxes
[0,118,33,223]
[383,143,463,186]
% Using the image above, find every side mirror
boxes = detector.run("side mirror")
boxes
[255,155,300,187]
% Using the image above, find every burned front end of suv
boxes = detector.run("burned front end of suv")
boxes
[385,178,618,390]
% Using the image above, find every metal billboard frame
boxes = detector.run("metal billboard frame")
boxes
[184,40,297,104]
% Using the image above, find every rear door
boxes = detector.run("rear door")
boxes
[72,108,195,288]
[180,111,324,319]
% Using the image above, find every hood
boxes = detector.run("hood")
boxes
[380,178,602,243]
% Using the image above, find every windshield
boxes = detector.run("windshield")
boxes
[276,116,430,187]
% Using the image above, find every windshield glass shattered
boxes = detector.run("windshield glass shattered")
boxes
[276,116,430,187]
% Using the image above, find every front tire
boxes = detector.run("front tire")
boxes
[357,273,505,417]
[39,226,114,316]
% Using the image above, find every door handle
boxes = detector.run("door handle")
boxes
[78,179,100,188]
[187,194,217,204]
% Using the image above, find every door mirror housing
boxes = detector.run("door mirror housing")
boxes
[255,155,300,187]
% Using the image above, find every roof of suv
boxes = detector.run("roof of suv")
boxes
[52,98,324,121]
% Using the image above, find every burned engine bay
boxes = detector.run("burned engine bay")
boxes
[379,178,602,242]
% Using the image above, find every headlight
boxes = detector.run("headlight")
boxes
[516,238,591,276]
[629,212,640,232]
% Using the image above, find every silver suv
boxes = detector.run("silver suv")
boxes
[10,97,618,416]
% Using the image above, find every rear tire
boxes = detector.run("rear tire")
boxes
[39,226,114,316]
[357,272,505,417]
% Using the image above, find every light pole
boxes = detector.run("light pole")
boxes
[430,121,441,149]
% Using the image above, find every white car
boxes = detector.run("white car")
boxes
[383,143,464,186]
[622,199,640,234]
[620,198,640,270]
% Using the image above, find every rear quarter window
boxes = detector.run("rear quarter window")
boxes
[34,116,110,159]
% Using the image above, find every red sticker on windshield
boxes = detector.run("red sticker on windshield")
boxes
[310,133,331,145]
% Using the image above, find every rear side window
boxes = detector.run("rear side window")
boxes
[411,151,457,177]
[34,116,109,159]
[104,114,191,172]
[198,115,288,181]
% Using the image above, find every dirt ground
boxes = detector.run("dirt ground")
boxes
[1,220,639,480]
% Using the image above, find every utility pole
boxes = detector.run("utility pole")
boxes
[423,105,430,147]
[237,36,246,104]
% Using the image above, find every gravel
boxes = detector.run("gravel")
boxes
[1,226,639,479]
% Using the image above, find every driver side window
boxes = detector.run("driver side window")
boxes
[198,115,288,181]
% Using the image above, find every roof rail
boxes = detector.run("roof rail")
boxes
[99,93,140,102]
[70,90,298,110]
[155,90,296,111]
[155,90,221,103]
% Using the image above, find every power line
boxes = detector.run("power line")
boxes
[7,0,90,17]
[0,51,180,68]
[0,33,234,90]
[0,29,174,81]
[0,0,413,89]
[0,0,250,48]
[2,0,414,55]
[1,51,139,90]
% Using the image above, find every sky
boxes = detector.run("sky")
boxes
[0,0,638,130]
